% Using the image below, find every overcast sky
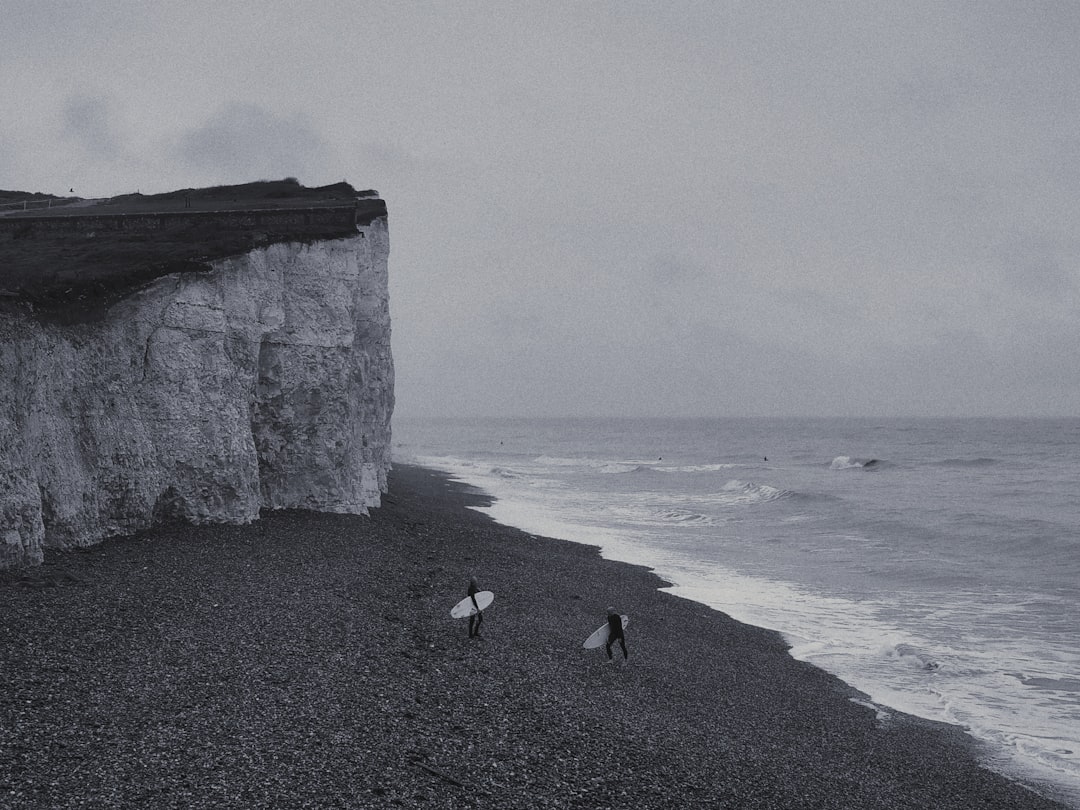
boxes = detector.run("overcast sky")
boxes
[3,1,1079,417]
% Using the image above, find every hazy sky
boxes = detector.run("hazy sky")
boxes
[3,1,1079,417]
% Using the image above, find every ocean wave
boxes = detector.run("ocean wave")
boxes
[638,507,715,526]
[714,479,792,505]
[655,509,714,524]
[411,455,569,491]
[534,456,663,474]
[655,463,738,473]
[601,464,655,474]
[933,457,999,468]
[410,454,483,474]
[884,642,942,672]
[830,455,885,471]
[604,462,741,475]
[534,455,598,467]
[530,456,740,476]
[1013,675,1080,693]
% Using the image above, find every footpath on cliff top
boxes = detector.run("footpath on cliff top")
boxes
[0,464,1069,809]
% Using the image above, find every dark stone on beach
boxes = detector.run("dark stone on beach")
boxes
[0,464,1069,809]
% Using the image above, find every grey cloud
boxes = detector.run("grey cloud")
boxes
[993,233,1078,297]
[7,2,1080,416]
[62,95,122,158]
[176,103,337,183]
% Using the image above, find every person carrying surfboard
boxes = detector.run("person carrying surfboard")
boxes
[467,576,484,638]
[449,583,494,633]
[605,606,628,662]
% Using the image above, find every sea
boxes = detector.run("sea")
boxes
[392,417,1080,807]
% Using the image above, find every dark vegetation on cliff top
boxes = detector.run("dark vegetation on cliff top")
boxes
[0,179,385,325]
[0,190,78,203]
[103,178,379,209]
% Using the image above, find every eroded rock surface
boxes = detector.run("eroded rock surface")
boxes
[0,220,392,568]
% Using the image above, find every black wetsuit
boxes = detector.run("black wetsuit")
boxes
[605,612,627,660]
[467,581,484,638]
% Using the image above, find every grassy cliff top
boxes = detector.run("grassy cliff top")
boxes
[91,178,378,213]
[0,179,385,323]
[1,178,379,216]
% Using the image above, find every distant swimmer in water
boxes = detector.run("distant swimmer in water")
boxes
[605,606,628,662]
[467,576,484,638]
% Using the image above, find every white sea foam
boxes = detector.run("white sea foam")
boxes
[714,479,790,505]
[655,463,739,473]
[534,455,659,470]
[533,455,590,467]
[605,503,717,527]
[666,570,1080,804]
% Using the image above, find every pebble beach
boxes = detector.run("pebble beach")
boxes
[0,464,1070,809]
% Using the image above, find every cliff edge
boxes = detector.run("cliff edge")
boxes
[0,180,394,568]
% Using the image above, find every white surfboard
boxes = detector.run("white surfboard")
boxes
[450,591,494,619]
[582,615,629,649]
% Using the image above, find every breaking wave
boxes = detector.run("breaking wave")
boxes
[534,456,663,475]
[715,479,792,505]
[607,503,716,526]
[884,642,942,672]
[656,463,739,473]
[534,455,601,467]
[533,456,742,476]
[606,462,742,476]
[830,456,885,471]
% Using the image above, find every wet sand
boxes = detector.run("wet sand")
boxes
[0,463,1069,808]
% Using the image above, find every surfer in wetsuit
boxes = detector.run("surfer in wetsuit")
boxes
[467,576,484,638]
[605,606,628,661]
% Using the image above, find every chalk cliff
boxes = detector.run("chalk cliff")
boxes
[0,198,392,568]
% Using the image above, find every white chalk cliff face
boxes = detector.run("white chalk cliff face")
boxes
[0,220,393,568]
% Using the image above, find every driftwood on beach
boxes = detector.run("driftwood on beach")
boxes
[0,464,1068,809]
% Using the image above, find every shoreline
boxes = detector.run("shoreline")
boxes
[0,463,1070,808]
[440,456,1080,807]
